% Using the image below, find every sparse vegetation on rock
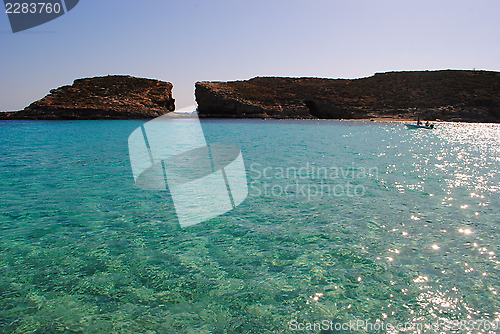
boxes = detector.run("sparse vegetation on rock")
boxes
[1,75,175,120]
[195,70,500,122]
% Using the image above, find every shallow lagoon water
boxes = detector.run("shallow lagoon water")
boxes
[0,120,498,333]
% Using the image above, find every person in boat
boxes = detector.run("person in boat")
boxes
[425,120,430,127]
[417,118,421,125]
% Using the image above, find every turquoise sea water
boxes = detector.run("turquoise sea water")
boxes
[0,119,499,333]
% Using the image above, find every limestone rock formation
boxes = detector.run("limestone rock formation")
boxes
[195,70,500,122]
[1,75,175,119]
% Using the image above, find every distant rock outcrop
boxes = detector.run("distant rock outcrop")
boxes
[0,75,175,120]
[195,70,500,122]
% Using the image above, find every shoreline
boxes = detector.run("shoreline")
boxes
[1,115,497,124]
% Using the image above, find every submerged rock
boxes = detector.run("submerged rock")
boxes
[1,75,175,120]
[195,70,500,122]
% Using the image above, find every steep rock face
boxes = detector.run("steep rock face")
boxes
[194,81,312,118]
[1,75,175,119]
[195,70,500,122]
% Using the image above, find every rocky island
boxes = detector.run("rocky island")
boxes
[0,75,175,120]
[195,70,500,122]
[2,70,499,122]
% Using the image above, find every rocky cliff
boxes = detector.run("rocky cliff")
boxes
[195,70,500,122]
[0,75,175,120]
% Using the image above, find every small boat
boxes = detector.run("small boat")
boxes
[405,123,434,129]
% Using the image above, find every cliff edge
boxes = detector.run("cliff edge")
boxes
[0,75,175,120]
[195,70,500,122]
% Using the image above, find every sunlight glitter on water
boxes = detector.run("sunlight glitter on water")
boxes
[0,120,498,333]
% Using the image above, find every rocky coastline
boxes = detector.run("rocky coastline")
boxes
[2,70,499,122]
[0,75,175,120]
[195,70,500,122]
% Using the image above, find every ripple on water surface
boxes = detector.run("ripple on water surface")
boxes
[0,120,498,333]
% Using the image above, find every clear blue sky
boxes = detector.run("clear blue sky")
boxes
[1,0,499,111]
